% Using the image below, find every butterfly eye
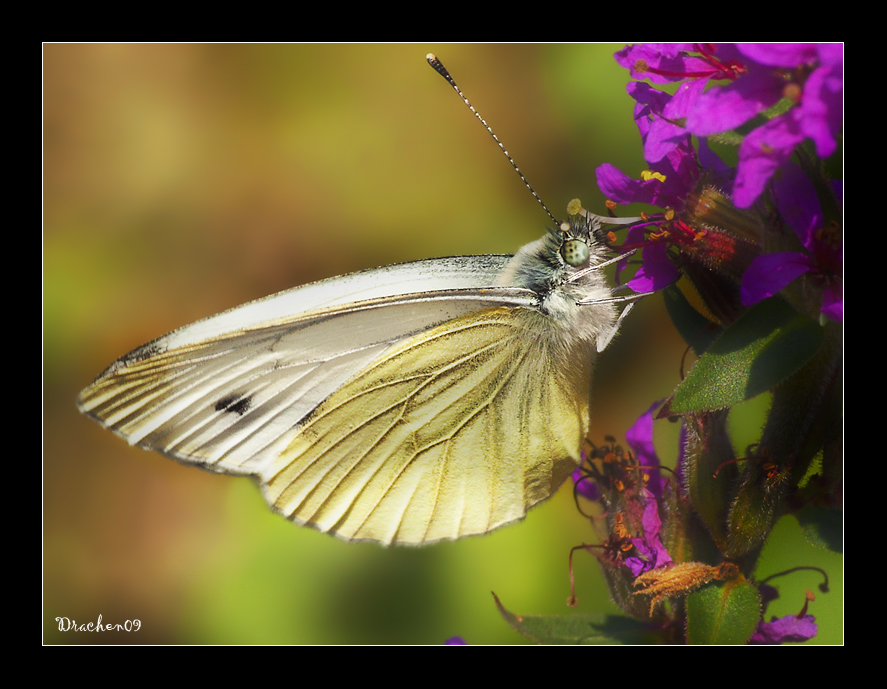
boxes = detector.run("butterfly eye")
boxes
[561,239,589,267]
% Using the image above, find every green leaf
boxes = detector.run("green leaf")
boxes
[668,297,824,414]
[492,593,653,644]
[686,578,761,645]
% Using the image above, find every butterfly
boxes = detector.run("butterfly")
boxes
[79,210,648,545]
[78,55,646,546]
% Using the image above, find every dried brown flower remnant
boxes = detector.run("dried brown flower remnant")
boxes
[633,562,739,614]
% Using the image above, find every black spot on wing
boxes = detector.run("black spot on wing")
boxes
[215,394,252,416]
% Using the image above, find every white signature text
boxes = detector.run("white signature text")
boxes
[55,615,141,632]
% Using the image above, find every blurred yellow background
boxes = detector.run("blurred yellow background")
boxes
[44,43,841,644]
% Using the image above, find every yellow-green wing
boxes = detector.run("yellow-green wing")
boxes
[263,306,593,545]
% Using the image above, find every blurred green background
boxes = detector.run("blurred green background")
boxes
[44,43,841,644]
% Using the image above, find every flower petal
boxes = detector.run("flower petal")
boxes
[734,43,818,68]
[733,116,805,208]
[798,63,843,158]
[821,283,843,322]
[749,615,818,644]
[615,44,704,84]
[627,243,680,292]
[772,162,823,249]
[741,252,814,306]
[685,69,784,136]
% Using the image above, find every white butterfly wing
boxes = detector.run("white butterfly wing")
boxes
[265,307,592,545]
[80,251,601,545]
[78,256,534,477]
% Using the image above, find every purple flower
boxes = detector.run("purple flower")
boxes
[748,615,818,644]
[609,222,681,294]
[597,83,703,207]
[595,130,699,295]
[622,403,673,576]
[624,241,680,294]
[614,43,729,86]
[683,45,798,136]
[740,163,842,321]
[614,43,843,208]
[707,44,840,207]
[444,636,467,645]
[731,115,806,209]
[595,82,743,299]
[734,43,843,160]
[615,44,747,164]
[684,44,842,208]
[625,401,666,498]
[625,497,673,576]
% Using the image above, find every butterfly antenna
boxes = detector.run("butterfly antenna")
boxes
[427,53,559,227]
